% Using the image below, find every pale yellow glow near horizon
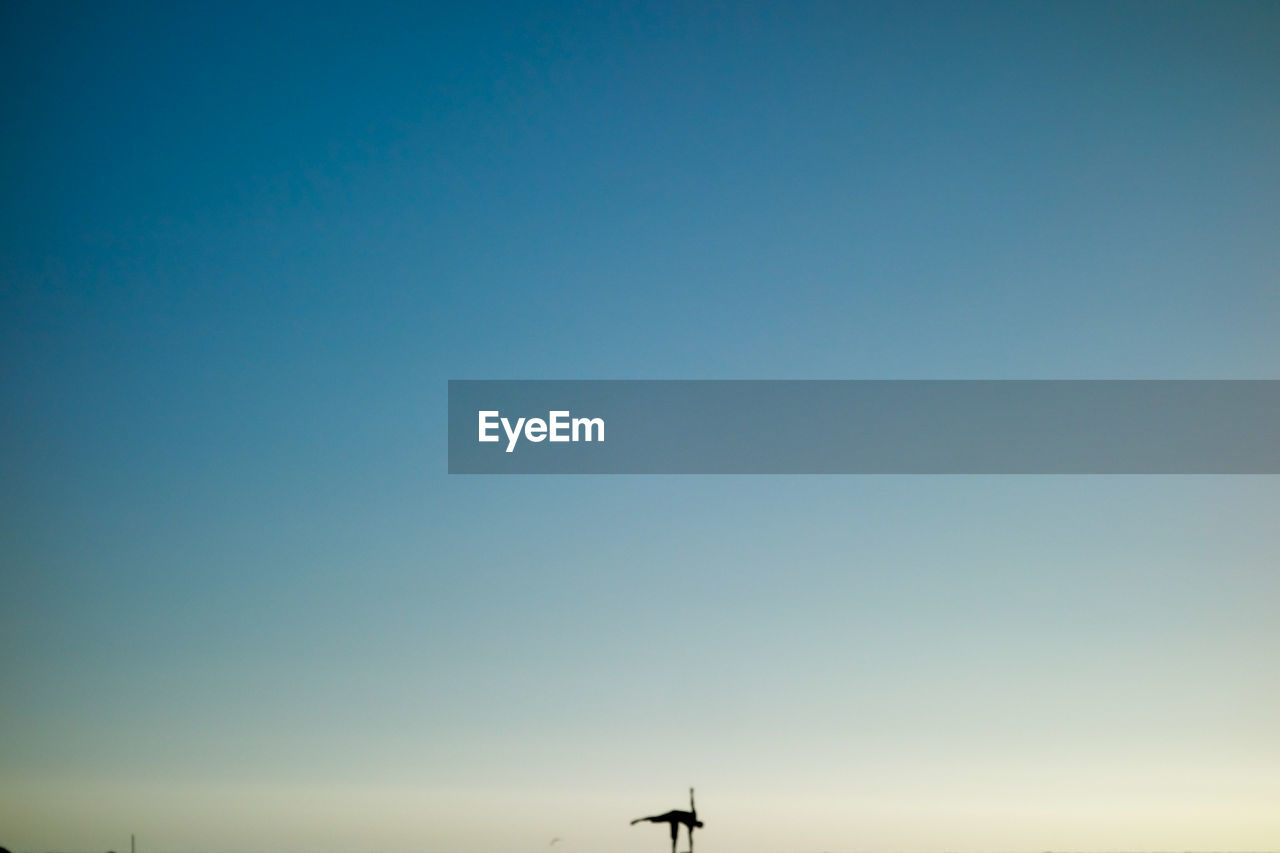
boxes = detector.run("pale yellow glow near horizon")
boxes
[3,773,1278,853]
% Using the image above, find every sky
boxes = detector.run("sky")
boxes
[2,2,1279,851]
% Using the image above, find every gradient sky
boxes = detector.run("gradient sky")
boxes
[2,2,1279,852]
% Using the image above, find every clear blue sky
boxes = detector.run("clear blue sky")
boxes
[2,2,1278,851]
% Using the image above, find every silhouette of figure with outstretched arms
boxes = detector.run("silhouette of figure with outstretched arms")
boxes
[631,788,703,853]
